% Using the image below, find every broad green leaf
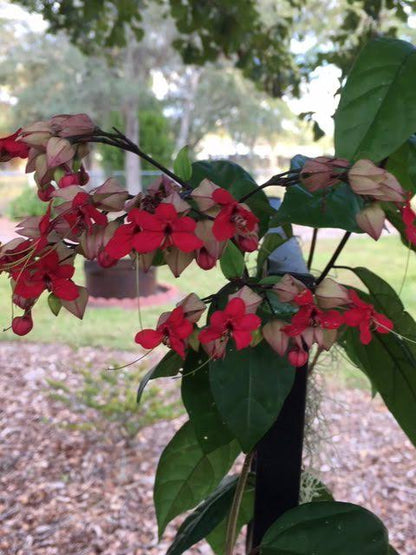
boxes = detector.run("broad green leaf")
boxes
[137,351,182,404]
[220,241,245,279]
[274,183,364,232]
[167,476,238,555]
[47,293,62,316]
[386,135,416,193]
[261,501,389,554]
[190,160,274,237]
[335,38,416,162]
[154,421,239,536]
[341,267,416,447]
[256,233,287,275]
[173,145,192,181]
[207,475,255,554]
[272,155,364,232]
[210,342,295,452]
[182,349,234,453]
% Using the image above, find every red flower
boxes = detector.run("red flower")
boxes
[344,290,393,344]
[401,200,416,245]
[135,306,193,358]
[0,129,29,162]
[211,188,259,252]
[64,192,108,233]
[106,203,203,260]
[13,250,79,301]
[282,289,344,349]
[199,297,261,357]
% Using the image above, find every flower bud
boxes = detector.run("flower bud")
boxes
[300,156,349,192]
[273,273,306,303]
[287,346,308,367]
[348,160,405,202]
[57,114,96,137]
[177,293,206,323]
[262,320,289,356]
[12,313,33,336]
[355,203,385,240]
[229,286,262,314]
[46,137,75,168]
[315,277,350,309]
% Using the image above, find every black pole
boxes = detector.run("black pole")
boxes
[247,197,313,552]
[250,363,308,548]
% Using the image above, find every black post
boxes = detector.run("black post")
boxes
[251,363,308,548]
[247,197,314,551]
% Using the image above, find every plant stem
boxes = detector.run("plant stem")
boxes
[225,451,254,555]
[315,231,351,286]
[239,172,299,203]
[307,228,318,270]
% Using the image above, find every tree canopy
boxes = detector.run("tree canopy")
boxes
[11,0,415,97]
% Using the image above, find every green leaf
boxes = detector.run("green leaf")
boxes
[386,135,416,193]
[261,501,389,554]
[210,342,295,452]
[154,421,239,536]
[220,241,245,279]
[167,476,238,555]
[136,351,182,404]
[182,349,234,453]
[256,233,287,275]
[173,145,192,181]
[272,155,364,232]
[335,38,416,162]
[207,475,255,554]
[190,160,274,237]
[341,267,416,447]
[47,293,62,316]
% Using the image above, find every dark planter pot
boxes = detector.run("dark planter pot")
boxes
[84,259,157,298]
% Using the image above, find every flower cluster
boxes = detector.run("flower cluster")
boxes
[0,119,399,366]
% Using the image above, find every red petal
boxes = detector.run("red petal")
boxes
[135,329,163,349]
[233,329,253,350]
[199,328,222,344]
[235,313,261,332]
[359,322,372,345]
[171,231,204,252]
[132,230,164,253]
[374,313,393,334]
[52,279,79,301]
[212,210,235,241]
[321,310,344,329]
[155,203,178,221]
[212,188,235,206]
[105,225,135,259]
[135,210,164,231]
[224,297,246,318]
[344,308,365,327]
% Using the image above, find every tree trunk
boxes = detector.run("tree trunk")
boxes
[175,68,201,151]
[123,37,142,195]
[124,100,141,195]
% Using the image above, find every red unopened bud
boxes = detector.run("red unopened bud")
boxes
[97,250,118,268]
[12,313,33,336]
[287,346,308,367]
[37,185,55,202]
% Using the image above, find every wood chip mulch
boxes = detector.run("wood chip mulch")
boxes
[0,342,414,554]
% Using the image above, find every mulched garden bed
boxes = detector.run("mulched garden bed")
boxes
[0,342,414,554]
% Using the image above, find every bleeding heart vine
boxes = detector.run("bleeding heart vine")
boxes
[1,37,416,554]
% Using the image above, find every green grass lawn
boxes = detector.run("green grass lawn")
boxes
[1,233,414,388]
